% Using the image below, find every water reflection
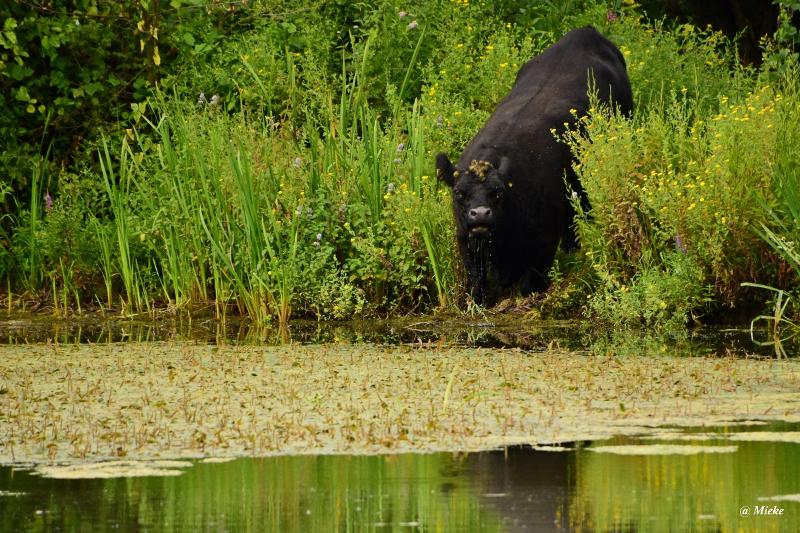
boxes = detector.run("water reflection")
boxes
[1,426,797,532]
[0,314,782,357]
[571,424,800,532]
[469,446,572,532]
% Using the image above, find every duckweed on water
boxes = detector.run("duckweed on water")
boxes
[588,444,739,455]
[0,342,798,466]
[35,460,193,479]
[727,431,800,443]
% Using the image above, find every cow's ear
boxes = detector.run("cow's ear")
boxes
[436,153,456,187]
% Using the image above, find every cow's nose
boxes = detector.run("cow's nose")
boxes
[469,206,492,223]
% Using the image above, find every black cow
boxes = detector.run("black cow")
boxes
[436,26,633,305]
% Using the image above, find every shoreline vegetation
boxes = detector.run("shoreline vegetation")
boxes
[1,1,800,332]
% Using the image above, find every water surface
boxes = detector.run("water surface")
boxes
[2,424,798,532]
[0,313,781,358]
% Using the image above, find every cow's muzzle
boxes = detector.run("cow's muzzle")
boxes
[468,206,493,236]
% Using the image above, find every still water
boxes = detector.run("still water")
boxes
[1,424,798,532]
[0,313,777,357]
[1,316,796,531]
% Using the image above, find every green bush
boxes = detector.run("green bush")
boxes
[568,77,799,327]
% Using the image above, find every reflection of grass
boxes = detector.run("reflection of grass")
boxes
[742,283,798,358]
[198,454,503,532]
[571,435,800,533]
[6,454,504,532]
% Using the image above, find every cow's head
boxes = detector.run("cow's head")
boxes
[436,153,513,238]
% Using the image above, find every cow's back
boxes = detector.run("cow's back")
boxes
[460,26,632,166]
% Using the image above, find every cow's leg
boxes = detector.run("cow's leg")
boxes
[520,267,549,295]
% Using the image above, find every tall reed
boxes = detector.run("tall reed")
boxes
[89,28,458,322]
[99,138,148,312]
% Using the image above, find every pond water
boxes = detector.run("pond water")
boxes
[1,315,797,531]
[0,313,781,357]
[1,423,798,532]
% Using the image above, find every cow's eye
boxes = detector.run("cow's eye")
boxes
[494,189,504,200]
[454,189,465,201]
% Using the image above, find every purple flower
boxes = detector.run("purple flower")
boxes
[44,191,53,211]
[675,234,687,254]
[606,10,618,22]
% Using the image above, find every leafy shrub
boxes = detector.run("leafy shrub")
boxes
[568,78,798,326]
[588,250,709,330]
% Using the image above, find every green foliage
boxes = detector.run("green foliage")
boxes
[755,74,800,280]
[2,0,800,327]
[2,2,140,199]
[568,75,799,326]
[588,251,708,330]
[762,1,800,76]
[607,16,751,113]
